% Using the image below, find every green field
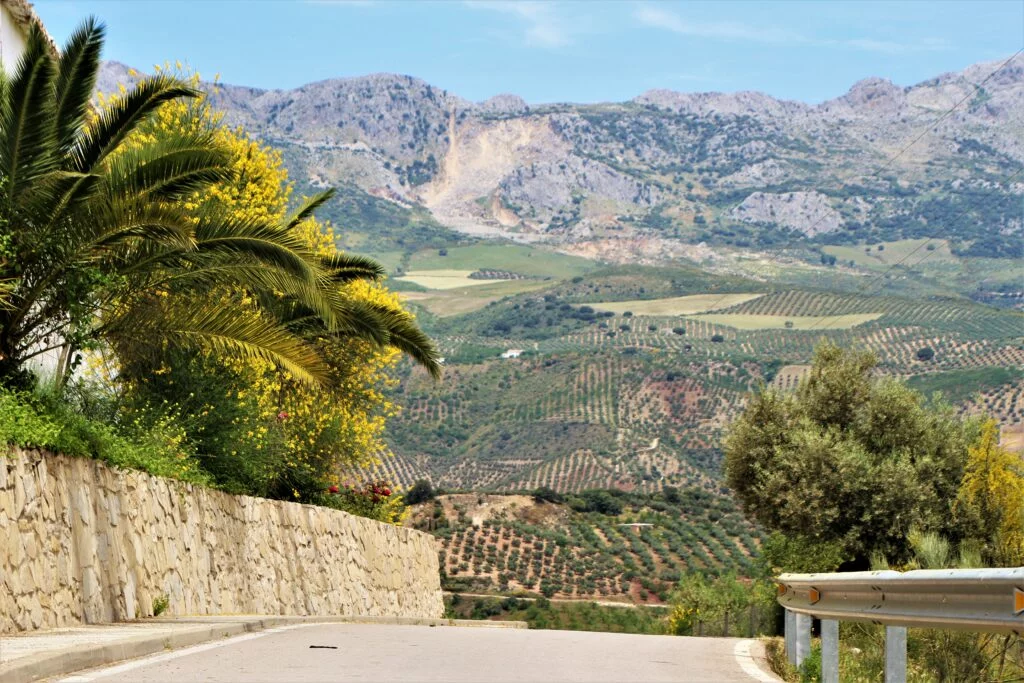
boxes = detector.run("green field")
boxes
[592,294,763,316]
[397,270,497,290]
[823,239,957,268]
[692,313,883,330]
[402,279,553,316]
[366,251,406,274]
[408,244,597,279]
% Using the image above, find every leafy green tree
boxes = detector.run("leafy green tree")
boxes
[404,479,436,506]
[724,341,977,567]
[531,486,564,504]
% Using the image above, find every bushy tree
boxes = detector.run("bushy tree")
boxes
[724,341,978,567]
[404,479,436,506]
[956,420,1024,566]
[531,486,563,504]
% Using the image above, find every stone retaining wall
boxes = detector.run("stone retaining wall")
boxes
[0,448,444,633]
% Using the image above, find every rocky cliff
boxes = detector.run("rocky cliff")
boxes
[98,55,1024,256]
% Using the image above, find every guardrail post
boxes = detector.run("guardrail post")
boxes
[784,609,796,664]
[795,612,812,667]
[821,619,839,683]
[885,626,907,683]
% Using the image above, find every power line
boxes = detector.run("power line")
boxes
[802,165,1024,333]
[697,49,1024,318]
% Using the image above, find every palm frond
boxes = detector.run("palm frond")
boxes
[114,302,331,386]
[365,303,443,378]
[71,74,197,173]
[153,257,346,331]
[284,189,336,231]
[0,23,57,203]
[103,132,230,202]
[55,17,104,153]
[78,200,198,255]
[193,212,322,282]
[320,251,386,283]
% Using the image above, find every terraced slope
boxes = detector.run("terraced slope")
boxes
[374,271,1022,495]
[412,491,763,603]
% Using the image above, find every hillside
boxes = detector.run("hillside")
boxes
[409,489,762,604]
[100,57,1024,304]
[361,249,1023,496]
[97,60,1024,602]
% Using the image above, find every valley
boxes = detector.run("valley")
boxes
[97,56,1023,605]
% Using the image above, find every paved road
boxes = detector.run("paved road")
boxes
[58,623,778,682]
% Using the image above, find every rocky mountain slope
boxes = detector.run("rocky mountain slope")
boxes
[100,56,1024,260]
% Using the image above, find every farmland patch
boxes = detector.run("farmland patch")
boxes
[397,269,496,290]
[693,313,883,330]
[591,293,764,316]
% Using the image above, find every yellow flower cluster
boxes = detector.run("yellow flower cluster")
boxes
[100,68,413,514]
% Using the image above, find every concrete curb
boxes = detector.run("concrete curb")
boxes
[0,616,529,683]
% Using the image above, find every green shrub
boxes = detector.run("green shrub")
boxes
[0,388,211,485]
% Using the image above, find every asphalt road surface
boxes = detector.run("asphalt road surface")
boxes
[59,623,778,682]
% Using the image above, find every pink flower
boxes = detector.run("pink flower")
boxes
[277,411,289,422]
[328,485,339,494]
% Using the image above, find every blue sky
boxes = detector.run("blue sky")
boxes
[35,1,1024,104]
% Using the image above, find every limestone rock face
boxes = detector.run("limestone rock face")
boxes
[0,449,444,633]
[730,190,843,236]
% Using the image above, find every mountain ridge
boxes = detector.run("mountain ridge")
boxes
[98,54,1024,277]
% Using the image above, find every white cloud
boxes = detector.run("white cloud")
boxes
[467,1,572,48]
[635,6,799,46]
[635,5,946,54]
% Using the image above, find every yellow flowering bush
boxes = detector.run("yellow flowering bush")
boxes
[111,68,416,520]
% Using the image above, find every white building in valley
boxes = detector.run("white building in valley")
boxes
[501,349,523,359]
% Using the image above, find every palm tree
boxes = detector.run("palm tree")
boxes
[0,19,440,388]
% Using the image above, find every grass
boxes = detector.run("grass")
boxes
[402,279,553,316]
[397,270,497,290]
[367,251,407,275]
[823,239,957,268]
[906,366,1023,405]
[408,244,597,279]
[591,294,764,316]
[692,313,883,330]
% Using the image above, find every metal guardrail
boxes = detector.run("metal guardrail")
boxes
[776,568,1024,683]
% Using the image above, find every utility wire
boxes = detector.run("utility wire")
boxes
[802,165,1024,333]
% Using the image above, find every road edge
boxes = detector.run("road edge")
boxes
[734,639,784,682]
[0,616,528,683]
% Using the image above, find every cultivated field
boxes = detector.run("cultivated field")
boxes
[823,238,957,268]
[415,492,763,604]
[591,293,764,316]
[396,269,496,290]
[403,280,552,317]
[408,244,597,278]
[693,312,883,330]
